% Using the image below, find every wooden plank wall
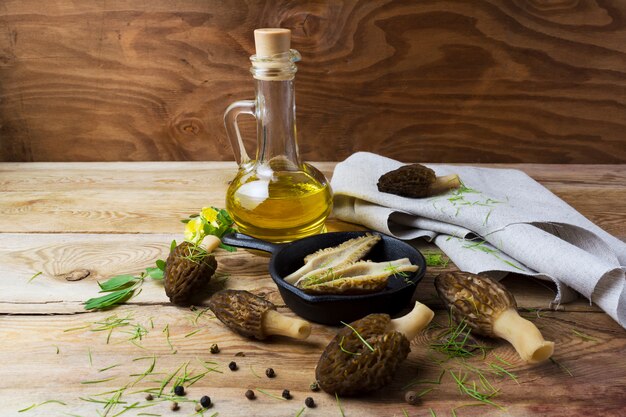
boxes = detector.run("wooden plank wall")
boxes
[0,0,625,163]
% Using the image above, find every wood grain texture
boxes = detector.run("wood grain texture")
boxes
[1,162,624,238]
[1,162,625,416]
[1,1,625,163]
[1,306,624,416]
[0,233,600,314]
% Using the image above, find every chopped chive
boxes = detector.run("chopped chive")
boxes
[88,347,93,366]
[488,363,519,384]
[256,388,287,401]
[339,336,360,356]
[18,400,67,412]
[27,271,43,283]
[429,409,437,417]
[492,353,513,366]
[336,393,345,417]
[99,363,121,372]
[250,365,262,379]
[163,324,174,351]
[184,329,201,338]
[550,357,573,377]
[81,377,117,384]
[402,409,409,417]
[340,321,375,352]
[295,407,306,417]
[572,329,597,342]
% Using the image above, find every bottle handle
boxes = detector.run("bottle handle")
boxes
[223,100,256,165]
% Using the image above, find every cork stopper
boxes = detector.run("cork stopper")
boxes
[254,28,291,58]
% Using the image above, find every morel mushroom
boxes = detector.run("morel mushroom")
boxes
[164,237,220,305]
[284,233,381,284]
[295,258,418,295]
[316,301,434,396]
[208,289,311,340]
[164,207,235,305]
[435,272,554,363]
[377,163,460,198]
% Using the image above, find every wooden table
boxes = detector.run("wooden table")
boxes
[1,162,625,417]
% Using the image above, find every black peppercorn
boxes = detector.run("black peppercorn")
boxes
[245,389,255,400]
[200,395,211,408]
[282,389,292,400]
[145,393,154,401]
[210,343,219,354]
[305,397,315,408]
[265,368,275,378]
[405,390,419,405]
[309,381,319,392]
[174,385,185,396]
[170,401,180,411]
[228,361,238,371]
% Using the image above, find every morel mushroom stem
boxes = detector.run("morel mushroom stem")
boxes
[492,308,554,363]
[203,235,222,253]
[387,301,434,340]
[430,174,461,195]
[263,309,312,340]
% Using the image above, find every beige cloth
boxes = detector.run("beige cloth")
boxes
[331,152,626,328]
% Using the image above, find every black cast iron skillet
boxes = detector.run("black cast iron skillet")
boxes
[221,231,427,325]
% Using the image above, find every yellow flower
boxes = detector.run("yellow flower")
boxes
[184,217,204,243]
[201,207,219,226]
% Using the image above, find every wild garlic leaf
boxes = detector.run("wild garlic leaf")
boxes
[155,259,166,271]
[85,288,135,310]
[219,243,236,252]
[97,274,138,292]
[146,267,164,280]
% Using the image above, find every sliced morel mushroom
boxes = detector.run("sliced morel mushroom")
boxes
[295,258,418,294]
[316,301,434,396]
[284,233,381,284]
[435,271,554,363]
[377,163,460,198]
[208,289,311,340]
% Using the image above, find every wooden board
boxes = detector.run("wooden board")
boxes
[1,162,625,416]
[1,1,626,163]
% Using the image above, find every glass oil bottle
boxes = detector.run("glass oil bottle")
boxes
[223,28,332,242]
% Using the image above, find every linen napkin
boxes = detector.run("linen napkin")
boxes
[331,152,626,328]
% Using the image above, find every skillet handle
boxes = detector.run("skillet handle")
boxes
[221,232,283,254]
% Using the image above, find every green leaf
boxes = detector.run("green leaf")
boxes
[219,243,237,252]
[180,219,190,224]
[155,259,166,271]
[146,267,164,280]
[97,275,138,292]
[84,288,135,311]
[170,240,177,252]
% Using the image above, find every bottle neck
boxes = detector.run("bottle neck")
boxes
[254,78,300,169]
[250,49,302,171]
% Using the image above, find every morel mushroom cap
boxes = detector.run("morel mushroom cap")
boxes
[208,290,311,340]
[164,242,217,306]
[377,163,460,198]
[316,301,434,396]
[435,272,554,363]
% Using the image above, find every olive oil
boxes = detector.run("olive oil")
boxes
[226,163,332,242]
[223,29,333,242]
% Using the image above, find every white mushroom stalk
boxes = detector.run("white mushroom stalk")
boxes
[492,308,554,363]
[262,309,312,340]
[387,301,435,341]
